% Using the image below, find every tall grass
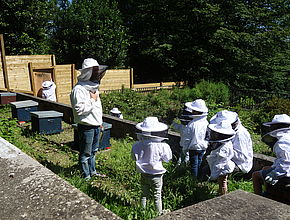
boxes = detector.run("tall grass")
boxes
[0,106,254,220]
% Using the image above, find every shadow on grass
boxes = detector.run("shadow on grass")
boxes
[163,165,216,210]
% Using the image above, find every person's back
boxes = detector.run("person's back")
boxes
[131,117,172,215]
[42,80,56,102]
[183,99,209,177]
[186,116,209,151]
[232,123,253,173]
[132,140,172,175]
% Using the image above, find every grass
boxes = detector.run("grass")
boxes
[0,104,265,219]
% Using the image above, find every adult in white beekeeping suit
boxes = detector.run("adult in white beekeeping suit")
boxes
[210,110,253,173]
[70,58,108,180]
[252,114,290,197]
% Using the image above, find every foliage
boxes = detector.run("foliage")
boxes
[0,0,57,55]
[1,0,288,94]
[102,81,230,124]
[51,0,129,68]
[118,0,289,92]
[191,80,230,105]
[0,103,278,219]
[263,97,290,120]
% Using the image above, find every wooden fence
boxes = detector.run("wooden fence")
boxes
[101,81,186,94]
[0,34,133,105]
[0,34,185,104]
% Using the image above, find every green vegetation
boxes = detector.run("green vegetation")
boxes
[0,103,254,220]
[102,81,289,135]
[0,83,287,219]
[1,0,289,92]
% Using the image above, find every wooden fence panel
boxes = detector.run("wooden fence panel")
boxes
[54,64,75,105]
[0,55,54,91]
[99,69,131,91]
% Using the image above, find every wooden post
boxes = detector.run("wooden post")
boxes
[0,34,9,91]
[71,64,77,88]
[52,66,58,102]
[51,54,56,66]
[130,68,134,89]
[28,62,37,96]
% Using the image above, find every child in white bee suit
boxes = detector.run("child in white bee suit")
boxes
[110,107,123,119]
[252,114,290,200]
[171,110,192,165]
[183,99,209,177]
[206,121,236,195]
[131,117,172,215]
[42,80,56,101]
[210,110,253,174]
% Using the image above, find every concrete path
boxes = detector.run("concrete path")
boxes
[0,137,121,220]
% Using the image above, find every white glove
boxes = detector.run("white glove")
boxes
[264,171,279,185]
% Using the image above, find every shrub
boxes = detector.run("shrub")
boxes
[191,80,230,105]
[263,96,290,120]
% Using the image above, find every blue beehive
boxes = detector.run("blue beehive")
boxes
[10,100,39,122]
[99,122,112,150]
[73,122,112,151]
[30,110,63,134]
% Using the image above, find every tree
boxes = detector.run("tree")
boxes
[52,0,129,68]
[0,0,57,55]
[118,0,289,92]
[207,0,289,92]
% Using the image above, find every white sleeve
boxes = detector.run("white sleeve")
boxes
[188,123,198,148]
[182,126,191,150]
[71,87,95,116]
[161,144,172,162]
[273,142,290,177]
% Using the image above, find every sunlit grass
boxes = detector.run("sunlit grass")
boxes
[0,104,266,219]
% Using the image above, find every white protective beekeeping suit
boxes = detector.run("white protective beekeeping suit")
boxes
[42,80,56,101]
[232,120,253,173]
[184,116,209,151]
[269,129,290,178]
[206,121,236,180]
[206,141,236,180]
[210,110,253,173]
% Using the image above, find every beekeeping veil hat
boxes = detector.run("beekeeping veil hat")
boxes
[210,110,238,124]
[207,120,236,142]
[42,80,55,90]
[185,99,208,117]
[136,117,169,141]
[78,58,108,82]
[110,107,122,114]
[261,114,290,147]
